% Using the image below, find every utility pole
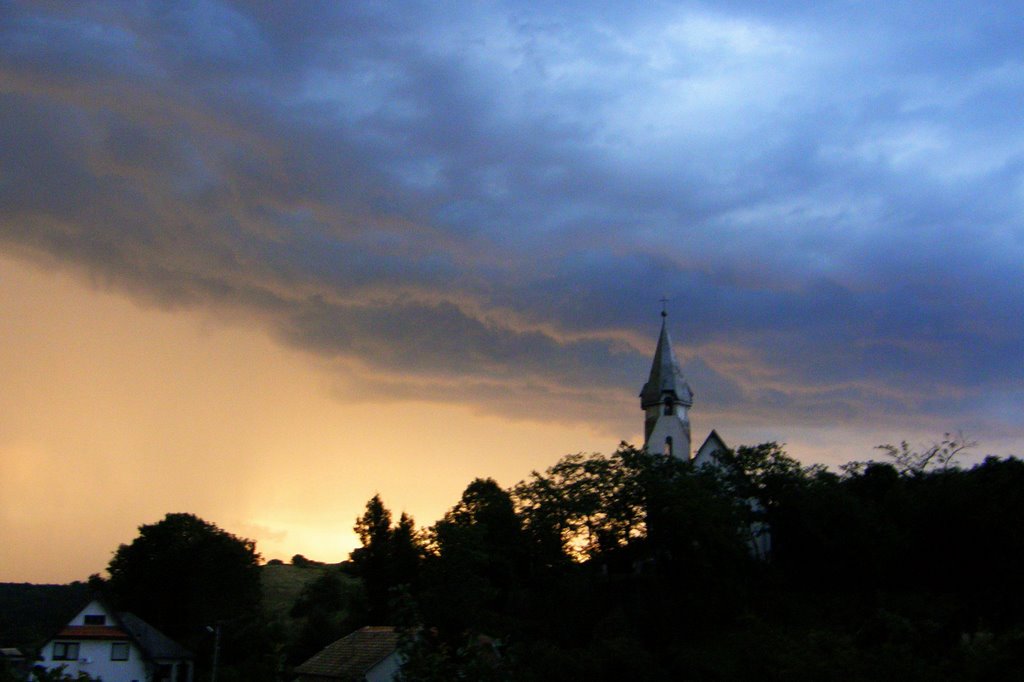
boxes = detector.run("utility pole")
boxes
[207,623,221,682]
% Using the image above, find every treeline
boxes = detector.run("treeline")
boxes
[333,441,1024,680]
[9,439,1024,681]
[0,583,91,657]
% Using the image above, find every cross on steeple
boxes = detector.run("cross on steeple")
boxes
[659,296,669,318]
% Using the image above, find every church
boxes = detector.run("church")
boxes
[638,309,771,559]
[639,308,727,466]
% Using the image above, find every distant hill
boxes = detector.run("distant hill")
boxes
[0,563,351,656]
[0,582,91,654]
[260,562,332,622]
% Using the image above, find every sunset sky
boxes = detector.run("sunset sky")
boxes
[2,1,1023,583]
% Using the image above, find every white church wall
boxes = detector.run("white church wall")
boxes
[647,413,691,459]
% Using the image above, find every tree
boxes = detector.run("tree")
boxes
[513,447,650,563]
[28,665,100,681]
[106,513,262,643]
[718,441,807,509]
[875,431,976,475]
[432,478,526,591]
[287,570,363,664]
[103,513,273,681]
[353,495,393,559]
[392,512,423,588]
[349,495,423,623]
[399,479,527,674]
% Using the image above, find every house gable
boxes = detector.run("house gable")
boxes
[39,598,193,682]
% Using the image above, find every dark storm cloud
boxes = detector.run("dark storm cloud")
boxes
[2,1,1022,438]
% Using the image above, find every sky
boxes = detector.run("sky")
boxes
[2,0,1023,583]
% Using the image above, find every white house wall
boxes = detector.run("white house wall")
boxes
[42,637,148,682]
[40,599,193,682]
[365,651,403,682]
[65,600,113,627]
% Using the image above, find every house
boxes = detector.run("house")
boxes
[293,626,401,682]
[36,598,193,682]
[1,647,29,680]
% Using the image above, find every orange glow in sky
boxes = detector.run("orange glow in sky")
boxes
[2,254,1016,583]
[0,255,616,583]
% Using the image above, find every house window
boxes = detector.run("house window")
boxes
[665,436,673,457]
[111,642,130,661]
[53,642,80,661]
[84,614,107,625]
[157,664,173,682]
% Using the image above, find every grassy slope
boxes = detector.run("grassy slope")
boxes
[260,563,330,623]
[261,562,363,650]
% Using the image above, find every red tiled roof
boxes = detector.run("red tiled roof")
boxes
[294,626,400,681]
[56,625,130,640]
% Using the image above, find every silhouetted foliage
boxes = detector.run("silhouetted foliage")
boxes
[349,495,424,623]
[27,666,100,681]
[514,448,649,562]
[379,442,1024,680]
[286,569,365,665]
[290,554,324,567]
[0,582,90,654]
[396,627,509,682]
[875,432,977,475]
[13,439,1020,680]
[104,513,273,682]
[418,479,527,637]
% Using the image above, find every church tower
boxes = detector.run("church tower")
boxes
[640,310,693,459]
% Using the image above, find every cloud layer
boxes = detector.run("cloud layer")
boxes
[3,0,1023,444]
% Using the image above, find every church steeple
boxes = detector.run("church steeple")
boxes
[640,309,693,459]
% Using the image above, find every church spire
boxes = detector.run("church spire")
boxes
[640,311,693,410]
[640,308,693,458]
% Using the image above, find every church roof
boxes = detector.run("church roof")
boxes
[640,314,693,408]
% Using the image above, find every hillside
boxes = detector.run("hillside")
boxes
[260,562,332,622]
[0,582,91,653]
[0,562,346,655]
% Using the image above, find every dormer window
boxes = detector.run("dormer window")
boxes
[84,614,106,625]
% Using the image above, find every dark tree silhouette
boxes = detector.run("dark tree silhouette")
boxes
[513,446,651,562]
[350,495,423,623]
[287,570,361,665]
[103,513,273,681]
[106,513,261,641]
[340,441,1024,680]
